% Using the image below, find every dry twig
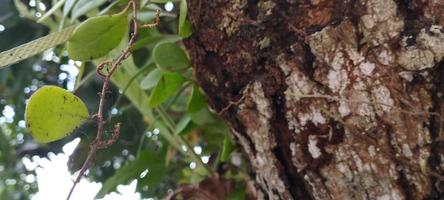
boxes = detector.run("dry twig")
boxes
[66,1,160,199]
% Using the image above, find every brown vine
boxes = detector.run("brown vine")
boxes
[66,1,160,199]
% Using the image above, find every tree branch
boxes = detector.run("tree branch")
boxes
[66,1,160,199]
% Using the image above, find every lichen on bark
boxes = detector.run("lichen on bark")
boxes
[184,0,444,199]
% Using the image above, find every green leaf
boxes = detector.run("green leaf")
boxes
[63,0,79,17]
[96,149,166,198]
[132,34,181,51]
[148,71,185,107]
[174,115,197,135]
[201,121,230,153]
[98,0,126,16]
[144,3,162,10]
[140,68,161,90]
[153,42,189,71]
[178,0,192,38]
[137,161,168,196]
[25,86,89,143]
[227,184,246,200]
[179,0,187,28]
[132,35,163,51]
[179,20,193,38]
[0,128,13,163]
[187,85,215,125]
[189,108,215,126]
[220,136,235,162]
[153,121,181,150]
[187,85,206,112]
[67,8,129,61]
[71,0,107,20]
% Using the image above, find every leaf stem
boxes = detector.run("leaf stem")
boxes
[156,106,215,176]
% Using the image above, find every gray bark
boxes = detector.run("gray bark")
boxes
[184,0,444,199]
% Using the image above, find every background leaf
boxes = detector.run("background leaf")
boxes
[95,148,167,198]
[178,0,192,38]
[153,42,189,71]
[71,0,107,20]
[220,136,235,162]
[140,68,161,90]
[179,20,193,38]
[63,0,78,17]
[148,71,185,107]
[187,85,215,125]
[174,115,196,136]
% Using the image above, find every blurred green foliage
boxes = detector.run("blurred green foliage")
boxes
[0,0,247,199]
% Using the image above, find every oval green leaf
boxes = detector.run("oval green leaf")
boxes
[140,68,161,90]
[187,85,215,125]
[220,136,235,162]
[63,0,78,17]
[25,86,89,143]
[148,71,185,107]
[174,115,197,136]
[178,0,193,38]
[67,8,129,61]
[152,42,189,71]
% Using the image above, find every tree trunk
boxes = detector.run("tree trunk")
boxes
[184,0,444,199]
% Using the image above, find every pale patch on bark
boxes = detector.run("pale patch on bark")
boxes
[218,0,248,36]
[321,138,405,200]
[237,82,292,200]
[287,0,434,197]
[298,105,326,126]
[290,142,307,172]
[398,71,414,82]
[279,58,326,132]
[397,26,444,70]
[371,85,394,115]
[376,47,394,65]
[304,171,332,200]
[359,62,376,76]
[338,100,351,117]
[358,0,404,46]
[397,47,435,71]
[308,135,321,159]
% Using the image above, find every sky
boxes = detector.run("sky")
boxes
[24,138,143,200]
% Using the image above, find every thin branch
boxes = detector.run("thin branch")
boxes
[218,94,247,116]
[140,10,161,29]
[218,85,251,116]
[66,1,160,199]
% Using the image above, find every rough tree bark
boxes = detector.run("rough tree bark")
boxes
[184,0,444,199]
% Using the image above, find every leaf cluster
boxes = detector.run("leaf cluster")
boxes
[0,0,247,199]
